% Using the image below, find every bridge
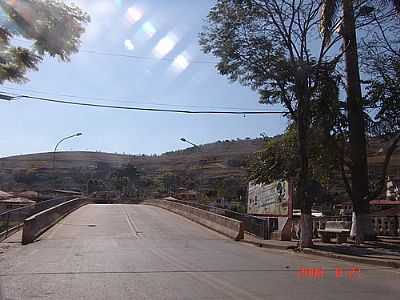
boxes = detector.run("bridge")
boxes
[0,201,399,299]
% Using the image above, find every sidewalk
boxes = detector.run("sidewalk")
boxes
[243,234,400,268]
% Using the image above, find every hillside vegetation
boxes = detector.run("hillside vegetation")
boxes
[0,138,265,201]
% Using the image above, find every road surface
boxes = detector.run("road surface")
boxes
[0,204,399,299]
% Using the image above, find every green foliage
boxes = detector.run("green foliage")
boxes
[87,179,106,194]
[249,126,337,187]
[199,0,294,107]
[158,172,179,194]
[114,164,140,181]
[213,176,246,200]
[0,0,89,83]
[249,127,297,184]
[225,158,246,168]
[362,23,400,136]
[111,164,141,195]
[366,60,400,135]
[13,169,38,184]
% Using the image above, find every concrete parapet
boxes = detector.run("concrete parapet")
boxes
[22,198,89,245]
[146,199,244,241]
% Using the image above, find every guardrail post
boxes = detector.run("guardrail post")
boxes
[263,219,266,240]
[5,212,10,238]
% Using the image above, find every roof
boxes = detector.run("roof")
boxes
[369,200,400,205]
[176,190,198,195]
[52,190,81,195]
[0,197,36,204]
[371,207,400,216]
[16,191,39,200]
[0,190,12,200]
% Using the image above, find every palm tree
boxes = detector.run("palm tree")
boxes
[320,0,400,243]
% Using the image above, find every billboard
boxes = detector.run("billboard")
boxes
[247,179,293,217]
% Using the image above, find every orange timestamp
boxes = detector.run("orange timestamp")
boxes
[297,266,361,280]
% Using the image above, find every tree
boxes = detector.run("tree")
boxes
[320,0,400,242]
[200,0,343,247]
[159,172,179,195]
[249,126,337,199]
[13,168,38,185]
[0,0,90,83]
[249,128,298,184]
[112,164,141,197]
[361,4,400,200]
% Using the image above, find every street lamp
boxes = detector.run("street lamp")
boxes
[52,132,83,171]
[180,137,199,148]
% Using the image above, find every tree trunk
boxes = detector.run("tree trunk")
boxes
[300,213,313,247]
[295,67,313,248]
[350,211,375,243]
[342,0,372,243]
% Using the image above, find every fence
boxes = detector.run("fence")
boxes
[286,215,353,239]
[0,196,74,241]
[163,198,275,240]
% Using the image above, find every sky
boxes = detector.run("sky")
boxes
[0,0,287,157]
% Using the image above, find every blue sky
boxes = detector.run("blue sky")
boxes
[0,0,287,157]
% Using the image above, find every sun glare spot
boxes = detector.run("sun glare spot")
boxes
[142,21,157,38]
[124,39,135,51]
[172,53,190,73]
[126,6,143,24]
[153,34,178,58]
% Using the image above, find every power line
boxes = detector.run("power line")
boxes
[0,93,288,115]
[13,38,217,64]
[81,49,217,64]
[0,86,269,111]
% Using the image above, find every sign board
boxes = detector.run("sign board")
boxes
[247,179,293,217]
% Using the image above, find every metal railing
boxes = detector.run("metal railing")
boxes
[0,196,74,241]
[313,215,352,231]
[163,198,275,240]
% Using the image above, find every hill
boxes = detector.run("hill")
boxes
[0,138,265,198]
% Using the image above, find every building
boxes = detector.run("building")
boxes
[175,189,198,202]
[333,202,353,216]
[386,177,400,200]
[371,207,400,236]
[0,190,39,214]
[210,197,231,209]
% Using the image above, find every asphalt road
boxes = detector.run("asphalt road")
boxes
[0,204,399,300]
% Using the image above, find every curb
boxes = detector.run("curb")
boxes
[301,248,400,269]
[242,239,400,269]
[241,239,294,251]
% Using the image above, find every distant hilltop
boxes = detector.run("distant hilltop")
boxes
[0,138,265,181]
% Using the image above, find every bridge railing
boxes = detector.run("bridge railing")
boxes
[162,198,273,240]
[0,196,74,241]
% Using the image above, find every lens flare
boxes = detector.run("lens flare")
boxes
[124,39,135,50]
[153,33,178,58]
[142,21,157,38]
[126,6,143,24]
[172,53,190,73]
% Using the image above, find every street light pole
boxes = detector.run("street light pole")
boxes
[180,137,199,148]
[52,132,83,171]
[180,137,204,198]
